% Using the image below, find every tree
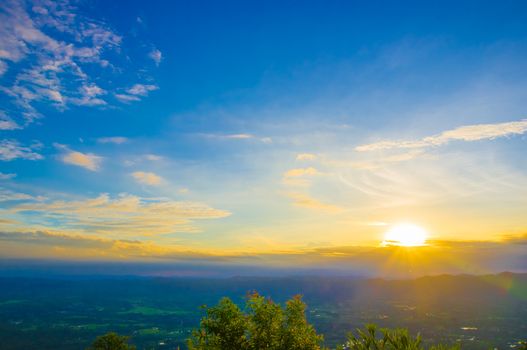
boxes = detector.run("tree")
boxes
[86,332,136,350]
[187,292,326,350]
[188,297,249,350]
[338,324,459,350]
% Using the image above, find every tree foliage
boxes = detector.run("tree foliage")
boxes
[86,332,136,350]
[89,294,524,350]
[187,292,325,350]
[339,324,459,350]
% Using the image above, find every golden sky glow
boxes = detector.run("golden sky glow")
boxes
[0,0,526,276]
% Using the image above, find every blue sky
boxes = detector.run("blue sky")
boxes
[1,0,526,274]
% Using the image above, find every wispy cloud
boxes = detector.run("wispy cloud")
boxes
[144,154,163,161]
[296,153,317,161]
[356,119,527,151]
[0,0,159,128]
[132,171,163,186]
[123,154,164,167]
[0,188,45,202]
[0,139,43,161]
[114,94,141,103]
[284,167,319,178]
[149,48,162,65]
[287,192,342,213]
[97,136,128,144]
[0,172,16,180]
[0,230,232,261]
[199,133,272,143]
[60,149,102,171]
[0,111,21,130]
[127,84,159,96]
[8,193,231,237]
[115,84,158,103]
[225,133,253,139]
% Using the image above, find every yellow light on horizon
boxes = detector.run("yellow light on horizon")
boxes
[382,223,428,247]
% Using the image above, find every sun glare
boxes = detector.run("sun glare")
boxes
[382,223,428,247]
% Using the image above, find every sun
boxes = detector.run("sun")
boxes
[382,223,428,247]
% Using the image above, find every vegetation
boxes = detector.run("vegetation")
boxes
[87,292,527,349]
[187,292,324,350]
[339,324,459,350]
[87,332,136,350]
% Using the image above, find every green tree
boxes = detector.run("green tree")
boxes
[188,297,249,350]
[187,293,325,350]
[338,324,459,350]
[86,332,136,350]
[281,295,324,350]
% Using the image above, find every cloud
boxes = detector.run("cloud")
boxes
[144,154,163,161]
[0,189,45,202]
[127,84,158,96]
[149,49,162,65]
[0,111,21,130]
[61,150,102,171]
[97,136,128,144]
[7,193,231,237]
[0,139,43,161]
[115,84,158,103]
[0,230,116,249]
[132,171,163,186]
[0,0,159,128]
[287,192,342,213]
[224,133,253,139]
[0,230,233,261]
[356,119,527,152]
[69,84,107,106]
[296,153,317,161]
[284,167,319,178]
[114,94,141,103]
[198,133,272,143]
[0,172,16,180]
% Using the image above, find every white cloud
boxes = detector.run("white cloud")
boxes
[200,133,272,143]
[144,154,163,161]
[123,154,164,167]
[0,139,43,161]
[61,150,102,171]
[356,119,527,152]
[0,0,159,128]
[0,173,16,180]
[149,49,162,65]
[8,193,231,236]
[283,167,319,178]
[114,93,141,103]
[0,188,45,201]
[97,136,128,144]
[69,84,107,106]
[0,61,7,76]
[224,133,253,139]
[115,84,158,103]
[127,84,159,96]
[132,171,163,186]
[286,192,342,213]
[0,111,21,130]
[296,153,317,161]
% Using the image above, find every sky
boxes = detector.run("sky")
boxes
[0,0,526,276]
